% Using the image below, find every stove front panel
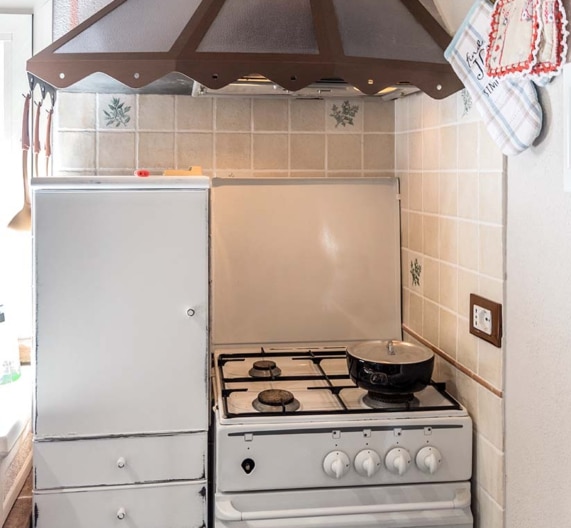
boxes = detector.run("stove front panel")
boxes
[214,415,472,492]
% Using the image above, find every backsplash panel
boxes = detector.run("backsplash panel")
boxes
[54,93,394,178]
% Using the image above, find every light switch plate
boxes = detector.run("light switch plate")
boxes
[469,294,502,347]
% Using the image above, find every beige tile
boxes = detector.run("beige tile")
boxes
[327,171,364,178]
[439,172,457,216]
[422,172,439,213]
[409,292,423,334]
[290,100,325,131]
[138,132,174,169]
[439,218,458,264]
[176,96,213,131]
[479,122,504,171]
[458,269,479,318]
[439,126,457,170]
[458,172,479,219]
[475,485,505,528]
[364,134,394,170]
[290,171,326,178]
[253,134,288,170]
[176,133,213,170]
[479,225,504,279]
[56,131,96,169]
[422,299,439,347]
[478,385,503,450]
[253,99,288,131]
[440,263,458,312]
[475,435,505,506]
[478,340,503,389]
[253,171,289,178]
[423,258,439,303]
[327,135,361,170]
[215,133,251,169]
[98,94,135,130]
[215,98,252,131]
[439,309,457,358]
[457,317,478,372]
[326,100,363,131]
[364,100,394,132]
[479,172,504,225]
[458,221,479,271]
[291,134,325,170]
[423,215,439,258]
[440,93,458,125]
[98,132,135,169]
[457,122,479,170]
[422,94,439,129]
[59,92,96,129]
[408,253,424,294]
[407,92,423,131]
[401,248,410,286]
[394,98,408,133]
[454,369,478,421]
[422,129,439,171]
[402,288,411,327]
[408,172,422,211]
[408,132,423,171]
[408,213,423,254]
[138,95,174,130]
[399,172,409,210]
[395,134,408,171]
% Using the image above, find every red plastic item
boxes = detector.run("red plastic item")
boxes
[134,169,150,177]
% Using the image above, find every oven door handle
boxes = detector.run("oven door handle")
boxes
[215,488,471,521]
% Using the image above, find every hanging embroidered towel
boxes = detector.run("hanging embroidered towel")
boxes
[444,0,542,156]
[486,0,568,82]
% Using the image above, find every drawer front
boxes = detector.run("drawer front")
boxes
[34,433,206,490]
[34,481,206,528]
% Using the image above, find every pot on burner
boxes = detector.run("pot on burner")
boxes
[347,340,434,399]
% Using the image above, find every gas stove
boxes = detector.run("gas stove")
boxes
[214,346,464,423]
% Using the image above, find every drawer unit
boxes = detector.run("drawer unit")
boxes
[34,433,206,490]
[34,481,206,528]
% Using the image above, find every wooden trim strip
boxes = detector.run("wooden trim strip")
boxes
[402,324,503,399]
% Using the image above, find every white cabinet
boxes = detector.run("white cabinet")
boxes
[32,177,209,528]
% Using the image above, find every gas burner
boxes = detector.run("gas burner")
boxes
[363,391,419,409]
[248,360,282,378]
[252,389,300,413]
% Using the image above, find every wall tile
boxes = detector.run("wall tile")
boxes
[422,215,439,258]
[59,92,96,129]
[479,122,504,171]
[409,131,423,171]
[290,100,325,131]
[215,133,251,170]
[98,132,136,169]
[364,100,394,132]
[364,134,394,170]
[327,135,361,170]
[457,122,479,170]
[479,225,504,279]
[422,172,439,214]
[458,220,479,271]
[478,340,503,389]
[458,172,479,219]
[422,128,439,170]
[476,436,505,506]
[290,134,325,170]
[395,134,409,171]
[289,171,326,178]
[478,385,503,449]
[98,94,135,130]
[326,100,363,132]
[440,93,458,125]
[399,172,409,210]
[439,218,458,264]
[422,299,439,346]
[408,213,423,254]
[55,131,96,170]
[253,99,288,131]
[253,134,288,170]
[475,486,504,528]
[139,95,175,130]
[409,292,423,334]
[138,132,174,169]
[394,98,408,133]
[408,172,423,211]
[176,96,213,131]
[454,369,478,422]
[423,257,440,303]
[440,263,458,312]
[422,95,439,129]
[458,269,479,319]
[457,317,478,372]
[176,133,214,170]
[401,211,409,249]
[407,92,422,131]
[215,98,252,131]
[439,172,457,216]
[439,309,457,358]
[440,126,457,170]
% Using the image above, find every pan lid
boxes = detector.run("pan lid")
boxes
[347,340,433,365]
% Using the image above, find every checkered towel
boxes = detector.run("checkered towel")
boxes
[444,0,543,156]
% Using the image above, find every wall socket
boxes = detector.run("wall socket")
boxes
[469,294,502,348]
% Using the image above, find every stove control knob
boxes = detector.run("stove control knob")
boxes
[323,451,351,479]
[416,446,442,474]
[241,458,255,474]
[385,448,412,476]
[354,449,382,477]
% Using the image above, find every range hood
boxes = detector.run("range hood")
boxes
[27,0,463,100]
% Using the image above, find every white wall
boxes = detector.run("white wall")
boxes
[505,72,571,525]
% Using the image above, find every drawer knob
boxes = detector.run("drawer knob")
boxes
[117,457,126,469]
[117,508,126,520]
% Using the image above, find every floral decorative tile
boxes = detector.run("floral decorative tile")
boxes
[410,258,422,287]
[97,94,136,130]
[327,100,362,130]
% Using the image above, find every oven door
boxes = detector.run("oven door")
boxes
[214,482,473,528]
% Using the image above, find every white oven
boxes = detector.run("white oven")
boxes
[210,178,473,528]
